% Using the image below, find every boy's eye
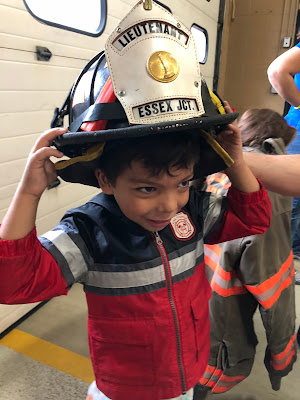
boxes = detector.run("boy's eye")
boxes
[137,187,156,193]
[178,180,190,188]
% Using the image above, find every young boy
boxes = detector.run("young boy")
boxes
[0,110,270,400]
[0,2,271,399]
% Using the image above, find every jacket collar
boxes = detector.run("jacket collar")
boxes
[89,192,123,216]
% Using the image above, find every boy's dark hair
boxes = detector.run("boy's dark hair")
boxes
[97,131,201,184]
[238,108,296,147]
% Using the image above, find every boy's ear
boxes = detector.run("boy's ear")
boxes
[95,168,114,194]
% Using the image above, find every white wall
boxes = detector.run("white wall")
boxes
[0,0,138,333]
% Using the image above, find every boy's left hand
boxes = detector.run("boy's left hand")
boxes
[217,101,244,169]
[217,101,260,193]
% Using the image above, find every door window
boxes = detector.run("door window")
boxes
[191,24,208,64]
[23,0,107,36]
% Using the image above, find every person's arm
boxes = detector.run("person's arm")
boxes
[0,128,66,240]
[243,152,300,196]
[267,46,300,107]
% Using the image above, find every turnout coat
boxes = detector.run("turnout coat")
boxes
[0,185,271,400]
[200,141,297,394]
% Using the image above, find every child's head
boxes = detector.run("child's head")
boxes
[95,131,200,231]
[238,108,296,147]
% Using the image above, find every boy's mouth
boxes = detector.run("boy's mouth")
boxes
[145,218,171,229]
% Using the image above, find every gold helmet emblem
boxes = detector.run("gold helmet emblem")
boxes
[147,51,179,83]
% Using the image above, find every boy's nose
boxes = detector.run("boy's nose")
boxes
[157,194,178,214]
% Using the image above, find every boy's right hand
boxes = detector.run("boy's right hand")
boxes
[18,128,67,199]
[0,128,67,240]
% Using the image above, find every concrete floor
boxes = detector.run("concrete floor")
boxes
[0,277,299,400]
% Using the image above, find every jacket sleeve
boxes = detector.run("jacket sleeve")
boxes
[203,179,271,244]
[0,227,69,305]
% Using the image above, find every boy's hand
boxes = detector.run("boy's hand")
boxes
[217,101,244,169]
[217,101,260,193]
[19,128,67,199]
[0,128,67,240]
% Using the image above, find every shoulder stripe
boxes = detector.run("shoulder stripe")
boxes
[39,236,75,287]
[203,194,223,238]
[40,230,89,282]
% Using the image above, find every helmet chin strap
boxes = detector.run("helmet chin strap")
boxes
[55,142,105,171]
[200,130,233,168]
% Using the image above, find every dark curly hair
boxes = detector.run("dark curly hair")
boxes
[97,131,201,185]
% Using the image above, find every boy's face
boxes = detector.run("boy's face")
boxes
[96,161,194,232]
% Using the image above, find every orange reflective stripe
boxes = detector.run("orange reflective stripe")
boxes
[215,263,238,281]
[201,364,247,393]
[212,385,235,393]
[220,375,246,382]
[212,368,222,377]
[205,244,222,257]
[270,334,297,371]
[271,347,297,370]
[200,364,216,385]
[199,377,209,385]
[245,251,293,295]
[205,365,216,374]
[205,245,238,281]
[258,267,294,309]
[205,368,223,388]
[205,255,217,272]
[206,257,239,281]
[272,334,296,361]
[211,277,247,297]
[200,365,221,387]
[211,374,246,393]
[205,245,247,297]
[206,381,216,388]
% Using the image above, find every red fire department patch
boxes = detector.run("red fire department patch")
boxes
[170,211,195,240]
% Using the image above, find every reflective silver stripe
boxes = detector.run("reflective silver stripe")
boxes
[271,343,296,368]
[204,245,220,264]
[85,241,203,289]
[85,264,165,288]
[248,262,294,303]
[41,230,88,280]
[203,194,222,237]
[202,371,213,380]
[205,245,244,289]
[213,273,243,289]
[169,238,204,276]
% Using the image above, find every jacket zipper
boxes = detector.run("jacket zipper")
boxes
[153,231,186,394]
